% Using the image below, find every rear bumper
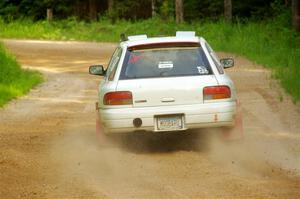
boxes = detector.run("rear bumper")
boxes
[98,101,236,134]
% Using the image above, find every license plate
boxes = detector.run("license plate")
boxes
[157,115,183,131]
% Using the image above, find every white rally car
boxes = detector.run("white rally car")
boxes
[90,32,241,137]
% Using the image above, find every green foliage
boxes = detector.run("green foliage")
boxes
[0,43,43,107]
[0,0,45,20]
[114,0,152,20]
[198,20,300,102]
[0,0,81,21]
[155,0,279,21]
[159,0,175,20]
[233,0,273,19]
[0,0,285,21]
[270,0,292,27]
[183,0,223,21]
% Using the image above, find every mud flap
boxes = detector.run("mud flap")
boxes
[222,100,244,141]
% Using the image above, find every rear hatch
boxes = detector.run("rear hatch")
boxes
[116,76,219,107]
[116,41,219,107]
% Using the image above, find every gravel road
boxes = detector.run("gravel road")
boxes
[1,40,300,199]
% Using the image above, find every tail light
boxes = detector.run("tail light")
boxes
[203,86,231,100]
[104,91,133,105]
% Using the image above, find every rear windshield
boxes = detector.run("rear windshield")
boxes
[119,43,212,80]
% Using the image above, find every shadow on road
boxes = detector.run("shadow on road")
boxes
[104,129,214,154]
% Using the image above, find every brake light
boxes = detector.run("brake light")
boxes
[203,86,231,100]
[104,91,133,105]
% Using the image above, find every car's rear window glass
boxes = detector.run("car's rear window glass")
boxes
[119,44,212,80]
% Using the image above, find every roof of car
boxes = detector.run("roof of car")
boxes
[120,32,204,48]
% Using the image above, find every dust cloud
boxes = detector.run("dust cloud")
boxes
[207,128,300,179]
[50,125,300,198]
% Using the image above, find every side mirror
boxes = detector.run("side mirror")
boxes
[89,65,105,76]
[220,58,234,69]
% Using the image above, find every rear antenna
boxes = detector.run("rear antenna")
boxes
[120,33,127,41]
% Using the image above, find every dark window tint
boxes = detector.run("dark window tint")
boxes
[120,46,212,80]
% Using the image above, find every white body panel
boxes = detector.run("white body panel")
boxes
[100,101,236,133]
[95,34,237,134]
[116,75,218,108]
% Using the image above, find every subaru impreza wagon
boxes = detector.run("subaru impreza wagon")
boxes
[89,31,240,136]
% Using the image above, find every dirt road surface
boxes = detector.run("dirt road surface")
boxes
[1,40,300,199]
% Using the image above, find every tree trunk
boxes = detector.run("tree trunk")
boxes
[175,0,184,23]
[152,0,156,17]
[108,0,116,23]
[47,8,53,21]
[224,0,232,22]
[89,0,97,21]
[108,0,114,13]
[292,0,300,32]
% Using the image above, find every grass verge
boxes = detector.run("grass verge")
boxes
[0,43,43,107]
[0,17,299,102]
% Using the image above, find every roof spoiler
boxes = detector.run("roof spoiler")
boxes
[127,34,148,41]
[121,31,196,41]
[120,33,148,41]
[176,31,196,37]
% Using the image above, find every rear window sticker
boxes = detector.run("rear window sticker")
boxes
[197,66,209,74]
[158,61,173,69]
